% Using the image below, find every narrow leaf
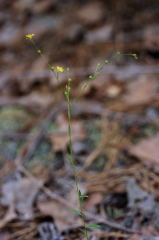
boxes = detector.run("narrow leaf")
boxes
[86,224,101,229]
[80,194,88,200]
[71,208,83,217]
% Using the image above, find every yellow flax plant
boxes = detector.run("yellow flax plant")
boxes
[25,33,138,239]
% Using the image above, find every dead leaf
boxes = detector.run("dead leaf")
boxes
[130,133,159,169]
[0,177,43,225]
[129,234,143,240]
[0,207,16,229]
[123,75,158,106]
[85,192,103,213]
[127,178,155,213]
[109,74,159,112]
[37,199,82,231]
[77,2,104,26]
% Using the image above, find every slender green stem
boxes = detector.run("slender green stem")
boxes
[65,81,89,240]
[30,39,58,81]
[75,52,138,101]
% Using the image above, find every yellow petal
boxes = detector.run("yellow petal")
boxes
[25,33,35,40]
[56,66,64,72]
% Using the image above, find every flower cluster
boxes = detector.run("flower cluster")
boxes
[51,66,65,73]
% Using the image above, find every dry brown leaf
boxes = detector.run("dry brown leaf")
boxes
[85,192,103,213]
[127,178,155,213]
[0,177,43,225]
[0,207,16,229]
[77,2,104,26]
[109,74,159,112]
[127,233,141,240]
[37,199,82,231]
[130,133,159,169]
[123,75,158,106]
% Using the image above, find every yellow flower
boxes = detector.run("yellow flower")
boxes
[56,66,64,72]
[25,33,35,40]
